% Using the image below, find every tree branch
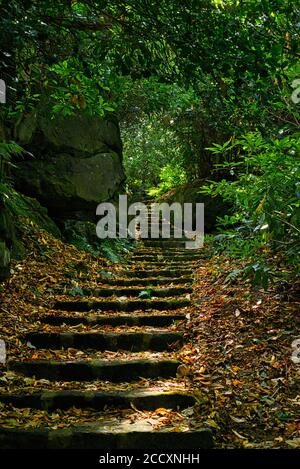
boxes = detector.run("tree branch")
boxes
[41,14,125,32]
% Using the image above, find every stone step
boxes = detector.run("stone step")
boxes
[137,218,158,222]
[128,262,196,268]
[141,235,190,239]
[0,390,195,411]
[116,269,192,278]
[41,314,186,327]
[141,240,189,247]
[77,286,192,298]
[137,229,187,234]
[104,277,193,286]
[136,232,187,238]
[136,230,187,237]
[137,220,184,225]
[135,248,203,256]
[132,254,200,261]
[10,359,181,382]
[0,426,213,449]
[53,298,190,312]
[25,331,183,352]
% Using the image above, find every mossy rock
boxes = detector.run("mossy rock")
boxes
[14,152,125,219]
[14,105,125,220]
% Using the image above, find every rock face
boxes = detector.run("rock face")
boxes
[17,112,123,156]
[14,110,125,220]
[15,152,124,219]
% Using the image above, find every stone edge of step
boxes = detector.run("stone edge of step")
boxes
[0,427,214,449]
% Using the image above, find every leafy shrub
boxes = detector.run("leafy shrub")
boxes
[148,163,187,198]
[47,58,115,117]
[122,114,186,193]
[0,142,24,183]
[202,131,300,286]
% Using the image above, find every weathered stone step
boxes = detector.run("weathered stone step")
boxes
[53,298,190,312]
[77,286,192,297]
[136,247,200,253]
[0,426,213,449]
[10,359,181,382]
[41,314,186,327]
[137,219,158,223]
[128,261,196,268]
[0,390,195,411]
[116,269,192,278]
[142,243,193,249]
[128,254,199,265]
[132,254,200,261]
[142,240,189,247]
[135,250,202,257]
[141,234,190,239]
[104,277,192,286]
[139,230,185,235]
[141,237,190,243]
[25,331,183,352]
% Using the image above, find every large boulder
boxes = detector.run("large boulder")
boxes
[14,109,125,220]
[16,112,122,157]
[14,151,125,219]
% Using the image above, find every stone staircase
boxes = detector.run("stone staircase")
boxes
[0,206,213,449]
